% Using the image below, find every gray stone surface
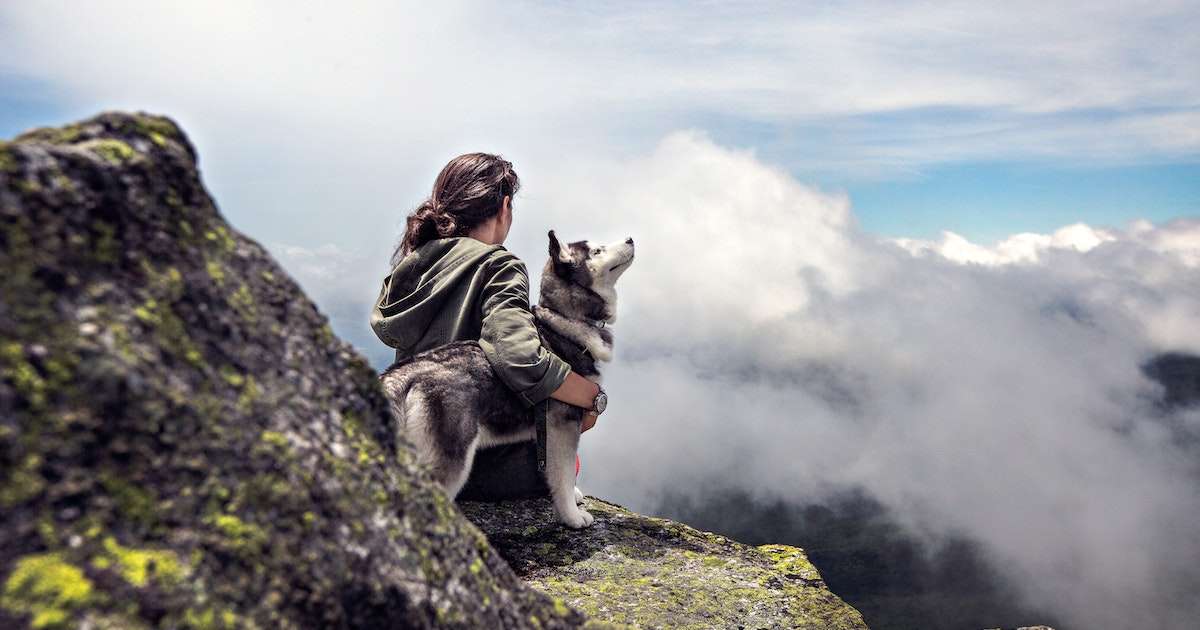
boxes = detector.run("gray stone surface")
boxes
[463,497,869,630]
[0,112,585,629]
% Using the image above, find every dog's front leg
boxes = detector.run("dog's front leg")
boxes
[544,411,593,528]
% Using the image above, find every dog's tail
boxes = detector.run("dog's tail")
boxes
[378,368,417,430]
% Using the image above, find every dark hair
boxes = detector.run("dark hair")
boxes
[393,152,520,263]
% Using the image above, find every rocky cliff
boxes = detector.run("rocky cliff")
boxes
[0,111,865,629]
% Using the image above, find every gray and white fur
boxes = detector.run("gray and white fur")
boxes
[378,230,634,528]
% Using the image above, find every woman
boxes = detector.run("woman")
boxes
[370,152,602,500]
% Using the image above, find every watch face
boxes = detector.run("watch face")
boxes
[595,391,607,414]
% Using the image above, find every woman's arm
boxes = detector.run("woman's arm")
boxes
[478,251,594,410]
[552,373,601,433]
[549,371,601,409]
[477,251,604,428]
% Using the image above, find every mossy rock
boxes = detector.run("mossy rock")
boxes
[0,112,585,628]
[461,498,869,629]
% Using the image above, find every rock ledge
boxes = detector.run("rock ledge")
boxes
[462,497,869,630]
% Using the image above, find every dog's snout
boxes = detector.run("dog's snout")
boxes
[625,237,634,245]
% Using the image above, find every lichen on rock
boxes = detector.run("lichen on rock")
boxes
[461,497,869,629]
[0,111,585,629]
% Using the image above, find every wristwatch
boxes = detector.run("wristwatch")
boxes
[589,386,607,415]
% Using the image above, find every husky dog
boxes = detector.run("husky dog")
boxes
[379,230,634,528]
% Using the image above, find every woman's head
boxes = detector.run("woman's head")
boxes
[394,152,521,262]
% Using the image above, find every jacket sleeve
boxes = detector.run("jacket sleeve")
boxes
[477,252,572,407]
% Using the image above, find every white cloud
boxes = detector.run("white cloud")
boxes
[523,131,1200,629]
[892,222,1120,265]
[1,1,1197,186]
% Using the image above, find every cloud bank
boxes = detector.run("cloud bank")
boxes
[528,131,1199,629]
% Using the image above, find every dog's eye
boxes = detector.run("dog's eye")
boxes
[591,248,601,255]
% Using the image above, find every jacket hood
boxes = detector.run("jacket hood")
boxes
[370,237,505,352]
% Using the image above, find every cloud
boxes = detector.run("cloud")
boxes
[892,223,1120,265]
[1,0,1197,187]
[526,131,1199,629]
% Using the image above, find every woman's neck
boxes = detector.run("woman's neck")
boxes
[467,218,502,245]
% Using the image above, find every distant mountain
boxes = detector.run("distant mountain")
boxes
[1143,352,1200,409]
[653,352,1200,630]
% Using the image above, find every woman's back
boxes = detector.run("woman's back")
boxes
[372,236,505,361]
[372,235,571,408]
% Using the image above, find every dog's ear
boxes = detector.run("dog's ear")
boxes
[548,229,564,261]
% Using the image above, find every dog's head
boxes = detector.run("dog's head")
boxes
[539,230,635,322]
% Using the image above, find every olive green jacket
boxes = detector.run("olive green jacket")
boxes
[369,236,571,407]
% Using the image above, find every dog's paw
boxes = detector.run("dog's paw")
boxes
[573,486,585,504]
[559,507,595,529]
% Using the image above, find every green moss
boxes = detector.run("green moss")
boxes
[208,514,267,553]
[129,295,205,369]
[51,173,75,191]
[757,544,820,582]
[1,553,94,629]
[132,116,180,143]
[229,283,257,322]
[236,375,260,410]
[220,366,245,388]
[205,260,226,285]
[133,298,160,325]
[85,139,136,165]
[15,124,82,146]
[184,348,204,367]
[317,323,335,346]
[0,142,16,172]
[259,430,288,449]
[98,537,185,587]
[203,226,236,253]
[1,341,47,410]
[141,261,184,302]
[93,220,119,265]
[14,177,42,194]
[99,474,156,530]
[0,454,46,507]
[182,606,230,630]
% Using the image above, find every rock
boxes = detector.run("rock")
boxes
[0,112,587,628]
[461,497,869,629]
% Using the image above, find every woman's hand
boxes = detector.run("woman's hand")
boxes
[581,411,599,434]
